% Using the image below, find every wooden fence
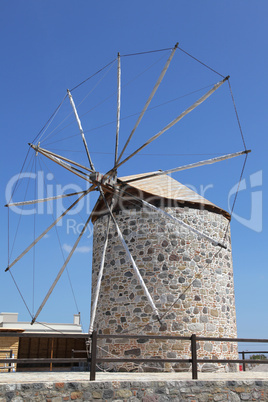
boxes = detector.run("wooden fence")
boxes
[1,332,268,380]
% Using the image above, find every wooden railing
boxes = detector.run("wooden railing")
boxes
[239,350,268,372]
[89,332,268,380]
[1,331,268,380]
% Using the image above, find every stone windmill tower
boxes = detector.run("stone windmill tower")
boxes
[91,172,238,372]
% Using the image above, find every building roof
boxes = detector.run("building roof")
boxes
[92,172,230,221]
[119,172,214,203]
[0,313,82,334]
[118,172,230,219]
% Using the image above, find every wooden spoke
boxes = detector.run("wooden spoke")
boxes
[89,213,112,334]
[114,53,121,166]
[31,212,93,324]
[67,89,95,171]
[121,150,251,184]
[5,190,88,207]
[116,43,178,164]
[113,76,229,171]
[115,188,227,249]
[29,144,93,183]
[33,146,94,173]
[5,186,95,272]
[99,188,160,319]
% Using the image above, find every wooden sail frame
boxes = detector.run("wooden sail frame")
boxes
[5,44,250,334]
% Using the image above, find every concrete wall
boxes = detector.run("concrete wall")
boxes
[91,205,238,372]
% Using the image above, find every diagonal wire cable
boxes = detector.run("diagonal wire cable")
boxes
[42,60,117,146]
[91,152,249,335]
[42,53,168,146]
[31,211,93,324]
[228,79,247,151]
[70,58,117,92]
[43,82,217,147]
[77,59,116,109]
[117,44,177,164]
[178,46,225,78]
[37,157,84,330]
[37,94,68,143]
[32,156,37,315]
[118,154,249,334]
[6,187,92,272]
[8,270,33,320]
[121,47,173,57]
[109,77,228,174]
[9,154,35,260]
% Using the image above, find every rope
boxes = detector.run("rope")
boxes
[228,79,247,151]
[61,47,172,93]
[43,81,217,148]
[76,60,116,109]
[38,159,78,302]
[40,108,77,145]
[83,83,214,136]
[229,154,248,216]
[8,270,33,319]
[128,153,249,333]
[40,149,225,157]
[7,154,90,330]
[178,46,225,78]
[90,189,207,334]
[37,94,68,143]
[32,157,37,315]
[70,59,117,92]
[97,152,249,335]
[73,54,169,123]
[121,47,173,57]
[9,154,35,260]
[96,344,162,371]
[7,208,10,268]
[119,237,224,335]
[37,157,87,331]
[112,78,227,173]
[38,156,92,233]
[7,149,31,204]
[118,237,216,335]
[35,321,65,334]
[42,53,168,146]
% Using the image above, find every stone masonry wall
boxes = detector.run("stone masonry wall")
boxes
[91,205,238,372]
[1,379,268,401]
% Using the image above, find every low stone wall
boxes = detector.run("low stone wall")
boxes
[1,379,268,401]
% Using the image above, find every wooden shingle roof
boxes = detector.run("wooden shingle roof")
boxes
[92,172,230,221]
[119,172,230,220]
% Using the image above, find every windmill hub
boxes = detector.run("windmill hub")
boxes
[89,172,116,187]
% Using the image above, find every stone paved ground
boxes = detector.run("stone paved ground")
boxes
[0,370,267,384]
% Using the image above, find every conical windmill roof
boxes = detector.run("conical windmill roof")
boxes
[92,172,230,221]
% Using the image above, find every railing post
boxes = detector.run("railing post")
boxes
[90,330,97,381]
[8,350,12,373]
[242,351,246,372]
[71,349,74,371]
[191,334,198,380]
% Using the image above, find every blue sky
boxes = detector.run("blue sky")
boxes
[1,1,267,344]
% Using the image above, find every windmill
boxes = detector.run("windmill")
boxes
[5,43,250,371]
